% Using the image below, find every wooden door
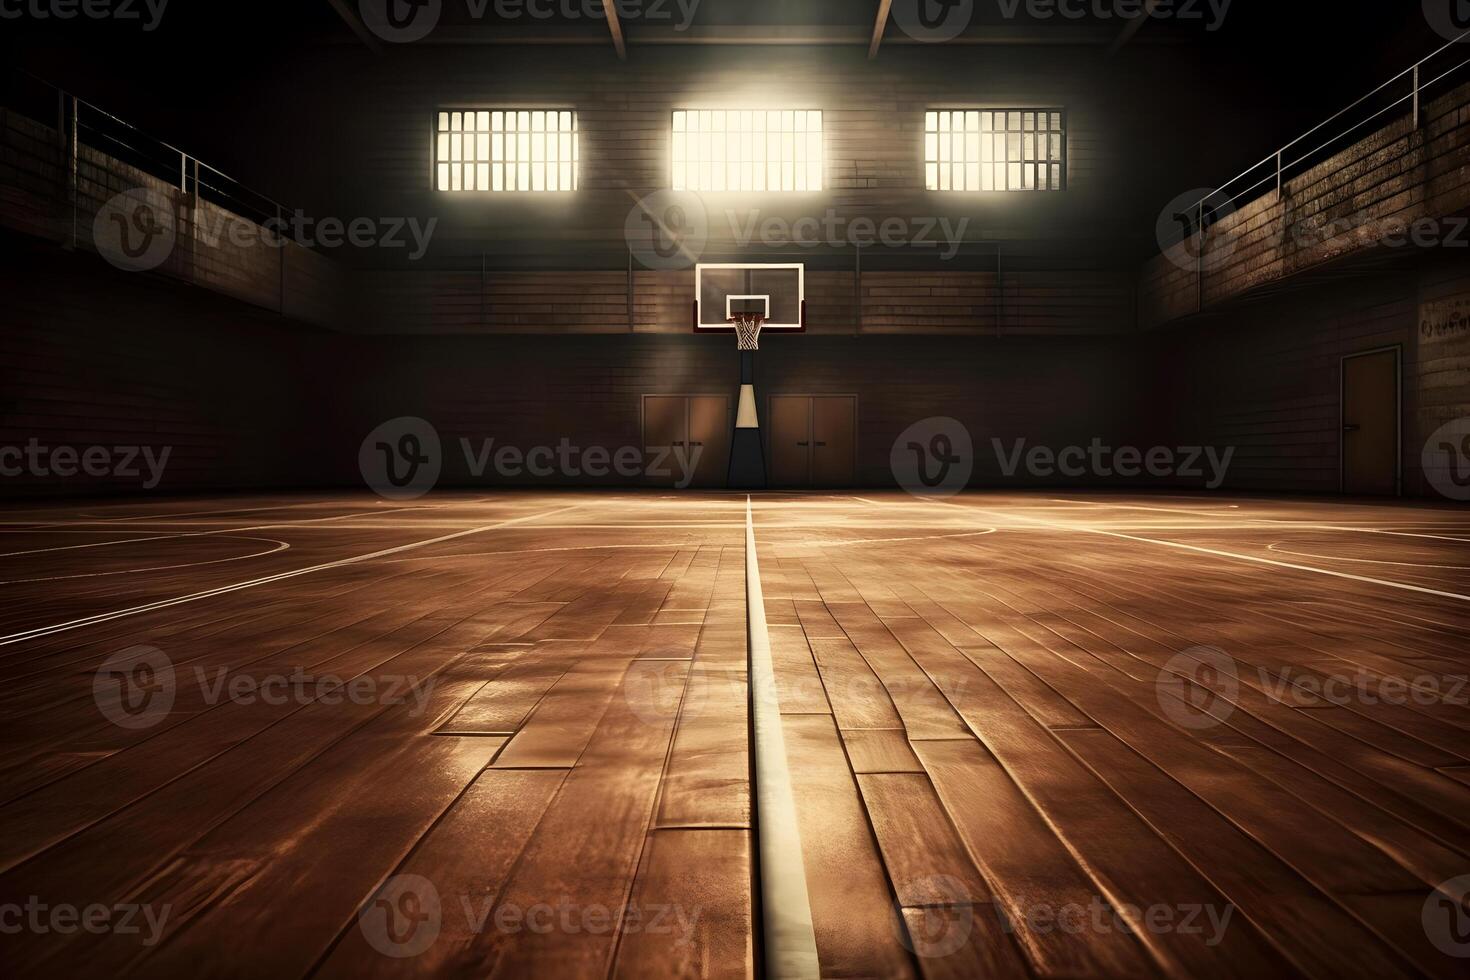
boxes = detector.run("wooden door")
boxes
[811,396,857,487]
[768,395,813,488]
[1341,349,1398,496]
[642,396,687,489]
[686,396,731,488]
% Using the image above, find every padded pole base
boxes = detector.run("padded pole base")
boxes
[729,358,766,489]
[729,424,767,489]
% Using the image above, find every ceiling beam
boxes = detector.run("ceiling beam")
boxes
[602,0,628,60]
[869,0,894,60]
[323,0,382,54]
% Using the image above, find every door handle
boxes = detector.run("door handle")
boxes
[796,441,809,447]
[1342,425,1360,433]
[688,442,703,447]
[814,442,828,448]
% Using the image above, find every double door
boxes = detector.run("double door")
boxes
[641,395,730,488]
[768,395,857,488]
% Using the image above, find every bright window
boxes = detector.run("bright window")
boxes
[435,109,578,192]
[672,110,824,192]
[925,109,1065,191]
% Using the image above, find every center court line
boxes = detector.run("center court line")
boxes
[943,500,1470,603]
[745,496,821,980]
[0,504,588,647]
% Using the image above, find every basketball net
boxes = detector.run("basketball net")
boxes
[730,314,766,351]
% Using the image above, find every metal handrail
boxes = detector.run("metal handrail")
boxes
[1180,29,1470,237]
[5,67,291,227]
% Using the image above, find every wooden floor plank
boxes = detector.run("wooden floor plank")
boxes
[609,829,756,980]
[913,737,1156,978]
[316,769,568,979]
[783,714,918,980]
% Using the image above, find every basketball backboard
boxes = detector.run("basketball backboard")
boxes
[694,263,806,333]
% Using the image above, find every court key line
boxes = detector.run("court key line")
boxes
[745,495,822,980]
[952,501,1470,603]
[0,536,292,585]
[0,504,587,648]
[1048,498,1470,543]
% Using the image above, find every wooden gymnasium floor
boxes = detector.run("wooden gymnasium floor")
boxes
[0,491,1467,979]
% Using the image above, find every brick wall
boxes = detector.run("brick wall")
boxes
[0,238,332,497]
[1149,253,1470,498]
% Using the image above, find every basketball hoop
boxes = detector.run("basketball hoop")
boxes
[729,313,766,351]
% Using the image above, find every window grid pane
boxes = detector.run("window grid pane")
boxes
[924,108,1065,192]
[435,109,579,192]
[671,109,824,192]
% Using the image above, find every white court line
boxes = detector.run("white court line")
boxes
[1048,498,1470,543]
[0,537,292,585]
[951,500,1470,603]
[0,504,586,648]
[0,500,341,530]
[745,496,821,980]
[0,503,467,558]
[1265,541,1470,571]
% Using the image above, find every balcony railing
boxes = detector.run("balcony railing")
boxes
[1167,29,1470,245]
